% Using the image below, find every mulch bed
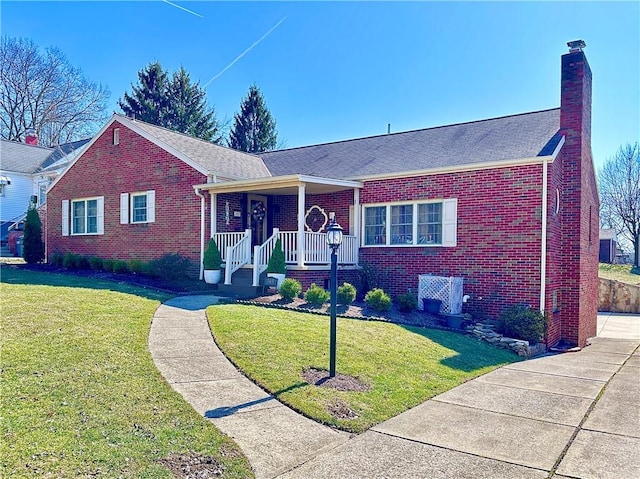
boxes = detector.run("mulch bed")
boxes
[248,293,445,329]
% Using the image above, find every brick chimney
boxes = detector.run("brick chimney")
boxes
[556,40,599,348]
[25,128,38,146]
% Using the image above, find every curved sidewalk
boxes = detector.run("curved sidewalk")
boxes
[149,296,350,479]
[150,298,640,479]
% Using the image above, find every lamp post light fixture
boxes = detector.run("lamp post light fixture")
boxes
[326,216,343,377]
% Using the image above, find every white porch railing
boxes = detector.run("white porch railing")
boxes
[252,228,279,286]
[214,231,248,262]
[278,230,358,265]
[224,229,252,285]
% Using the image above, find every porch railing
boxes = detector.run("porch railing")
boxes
[224,229,252,285]
[214,231,249,262]
[252,228,279,287]
[278,230,358,265]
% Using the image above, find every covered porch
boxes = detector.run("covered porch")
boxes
[193,174,363,287]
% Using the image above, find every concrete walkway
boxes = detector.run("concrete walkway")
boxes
[150,299,640,479]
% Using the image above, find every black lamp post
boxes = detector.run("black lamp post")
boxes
[326,216,343,377]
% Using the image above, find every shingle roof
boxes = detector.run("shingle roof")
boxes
[261,109,562,179]
[119,115,271,179]
[0,140,55,174]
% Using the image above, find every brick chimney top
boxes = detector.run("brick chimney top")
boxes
[25,128,38,146]
[567,40,586,53]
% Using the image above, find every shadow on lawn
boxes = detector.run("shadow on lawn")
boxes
[400,324,521,372]
[0,264,173,302]
[204,382,308,418]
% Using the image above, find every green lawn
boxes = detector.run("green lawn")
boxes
[0,266,253,479]
[208,304,520,433]
[599,262,640,285]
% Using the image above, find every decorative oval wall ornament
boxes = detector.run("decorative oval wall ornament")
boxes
[305,205,328,232]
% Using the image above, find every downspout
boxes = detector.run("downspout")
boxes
[540,159,548,312]
[195,188,205,281]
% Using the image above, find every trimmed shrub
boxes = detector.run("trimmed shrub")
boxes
[102,259,115,272]
[49,252,64,267]
[266,239,286,274]
[89,257,103,271]
[112,260,129,274]
[62,252,80,270]
[23,205,44,264]
[365,288,392,312]
[203,238,222,270]
[146,253,192,279]
[497,304,548,344]
[396,293,417,312]
[337,282,357,305]
[279,278,302,302]
[128,259,146,274]
[304,283,330,307]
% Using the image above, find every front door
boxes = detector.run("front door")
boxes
[247,194,268,247]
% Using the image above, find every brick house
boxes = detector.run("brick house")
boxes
[47,41,598,348]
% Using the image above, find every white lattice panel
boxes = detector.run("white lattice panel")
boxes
[418,275,464,314]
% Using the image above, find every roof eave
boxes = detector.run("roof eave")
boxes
[193,174,363,194]
[347,152,564,182]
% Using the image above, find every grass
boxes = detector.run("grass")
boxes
[208,304,520,433]
[599,262,640,285]
[0,266,253,479]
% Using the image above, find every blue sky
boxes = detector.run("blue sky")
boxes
[2,1,638,171]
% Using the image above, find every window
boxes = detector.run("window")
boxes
[113,128,120,145]
[391,205,413,244]
[132,193,148,223]
[364,206,386,245]
[38,183,48,205]
[120,191,155,224]
[0,184,5,197]
[418,203,442,244]
[362,199,457,247]
[66,197,104,236]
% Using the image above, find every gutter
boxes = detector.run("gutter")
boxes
[540,159,548,312]
[194,188,205,280]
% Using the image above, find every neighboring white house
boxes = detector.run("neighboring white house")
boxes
[0,138,89,241]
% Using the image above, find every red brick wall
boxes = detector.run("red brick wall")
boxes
[359,165,545,319]
[47,121,208,273]
[288,268,361,294]
[268,190,355,234]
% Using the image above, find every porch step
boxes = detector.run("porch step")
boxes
[217,267,267,299]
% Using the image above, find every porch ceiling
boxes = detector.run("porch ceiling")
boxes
[193,174,363,195]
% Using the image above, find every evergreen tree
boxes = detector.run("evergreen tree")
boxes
[165,67,221,142]
[118,62,168,126]
[228,84,277,153]
[118,62,221,142]
[23,205,44,264]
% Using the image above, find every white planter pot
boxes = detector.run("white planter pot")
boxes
[267,273,286,289]
[204,269,221,284]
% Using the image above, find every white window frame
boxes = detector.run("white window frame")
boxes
[69,196,104,236]
[361,198,457,247]
[127,190,155,224]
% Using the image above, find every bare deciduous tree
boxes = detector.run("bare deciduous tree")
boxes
[599,142,640,267]
[0,37,109,146]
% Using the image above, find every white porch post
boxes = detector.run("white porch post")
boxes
[210,193,217,237]
[297,183,306,266]
[353,188,360,265]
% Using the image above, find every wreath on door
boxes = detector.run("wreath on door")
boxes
[252,202,266,223]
